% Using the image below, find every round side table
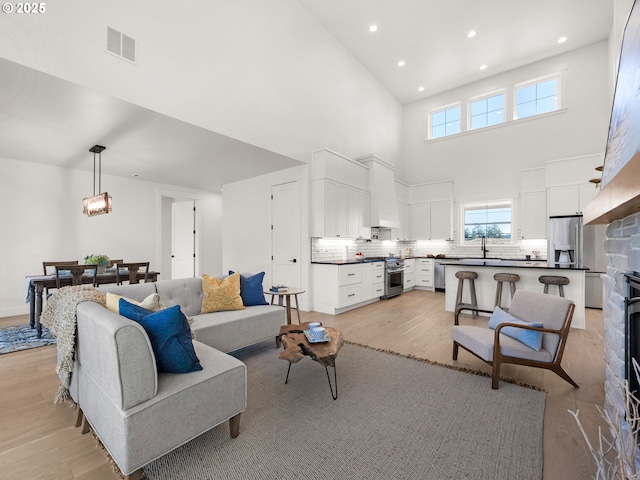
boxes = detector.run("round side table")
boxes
[264,288,305,325]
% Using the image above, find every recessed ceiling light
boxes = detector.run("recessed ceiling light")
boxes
[558,36,567,44]
[480,64,487,70]
[467,30,476,38]
[398,60,406,67]
[369,24,378,32]
[418,86,424,92]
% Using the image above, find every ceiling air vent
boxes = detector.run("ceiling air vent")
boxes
[106,26,137,63]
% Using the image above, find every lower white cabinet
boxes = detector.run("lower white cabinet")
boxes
[312,262,383,314]
[415,258,434,290]
[369,262,385,299]
[403,258,416,290]
[361,262,384,301]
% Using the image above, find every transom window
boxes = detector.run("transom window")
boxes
[515,77,559,119]
[469,92,505,130]
[430,105,460,139]
[463,201,512,245]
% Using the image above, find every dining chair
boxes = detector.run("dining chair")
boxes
[55,264,98,289]
[43,261,79,298]
[116,262,150,285]
[108,259,123,268]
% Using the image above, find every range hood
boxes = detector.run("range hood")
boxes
[358,155,400,229]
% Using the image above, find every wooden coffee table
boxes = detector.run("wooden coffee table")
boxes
[278,323,344,400]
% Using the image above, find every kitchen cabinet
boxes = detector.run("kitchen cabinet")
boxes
[348,188,371,239]
[519,191,547,239]
[410,203,431,240]
[403,258,415,290]
[430,200,453,240]
[311,263,382,314]
[311,179,370,238]
[362,261,385,300]
[415,258,434,290]
[547,183,597,217]
[410,200,453,240]
[393,201,410,240]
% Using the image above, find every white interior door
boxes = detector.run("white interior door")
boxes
[272,181,301,288]
[172,200,195,279]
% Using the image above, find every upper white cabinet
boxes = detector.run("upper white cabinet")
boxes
[312,180,370,238]
[348,188,371,239]
[410,203,431,240]
[393,201,410,240]
[430,200,453,240]
[410,200,453,240]
[311,149,371,238]
[548,183,597,216]
[519,191,547,239]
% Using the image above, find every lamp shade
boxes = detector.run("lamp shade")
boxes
[83,192,112,216]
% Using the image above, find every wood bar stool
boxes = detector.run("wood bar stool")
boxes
[539,275,570,297]
[455,271,479,317]
[493,273,520,309]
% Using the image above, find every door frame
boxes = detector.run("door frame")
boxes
[156,188,202,280]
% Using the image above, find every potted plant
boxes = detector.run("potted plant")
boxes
[84,254,110,273]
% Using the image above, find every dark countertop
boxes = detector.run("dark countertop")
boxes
[311,256,549,266]
[311,257,388,265]
[441,260,588,270]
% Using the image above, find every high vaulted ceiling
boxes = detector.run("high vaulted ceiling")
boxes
[0,2,614,192]
[297,0,613,104]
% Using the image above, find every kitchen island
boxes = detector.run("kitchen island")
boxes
[443,261,587,329]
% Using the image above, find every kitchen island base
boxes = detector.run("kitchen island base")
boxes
[444,264,586,329]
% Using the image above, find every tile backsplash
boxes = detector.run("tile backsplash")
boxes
[311,237,547,262]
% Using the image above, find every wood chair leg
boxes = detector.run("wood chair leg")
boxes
[494,282,503,308]
[74,406,84,428]
[124,468,143,480]
[81,415,90,434]
[491,360,501,389]
[229,413,241,438]
[470,280,478,317]
[553,365,579,388]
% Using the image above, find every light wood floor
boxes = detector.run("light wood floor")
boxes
[0,290,605,479]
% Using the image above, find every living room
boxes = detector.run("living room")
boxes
[1,1,637,479]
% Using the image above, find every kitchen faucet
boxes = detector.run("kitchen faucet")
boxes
[481,235,487,259]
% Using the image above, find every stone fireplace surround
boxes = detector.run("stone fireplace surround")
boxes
[603,212,640,424]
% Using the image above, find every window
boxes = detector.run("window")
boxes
[469,93,505,130]
[463,201,512,245]
[515,77,559,119]
[430,105,460,139]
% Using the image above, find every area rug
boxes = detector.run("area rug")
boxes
[144,342,544,480]
[0,324,56,354]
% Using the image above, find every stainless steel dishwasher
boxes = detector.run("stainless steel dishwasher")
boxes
[434,260,445,292]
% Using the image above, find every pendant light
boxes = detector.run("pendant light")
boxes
[82,145,112,216]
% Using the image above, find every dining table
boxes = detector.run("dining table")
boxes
[26,269,160,338]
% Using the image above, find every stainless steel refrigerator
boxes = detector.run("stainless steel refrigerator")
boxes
[548,215,606,308]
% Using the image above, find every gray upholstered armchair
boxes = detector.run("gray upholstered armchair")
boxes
[451,289,578,390]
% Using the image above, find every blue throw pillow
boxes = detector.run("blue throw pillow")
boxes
[488,306,544,351]
[229,271,268,306]
[119,299,203,373]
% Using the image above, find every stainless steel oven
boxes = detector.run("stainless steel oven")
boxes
[384,257,405,299]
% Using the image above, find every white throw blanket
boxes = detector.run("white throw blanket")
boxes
[41,285,106,404]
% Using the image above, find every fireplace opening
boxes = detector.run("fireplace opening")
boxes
[625,273,640,396]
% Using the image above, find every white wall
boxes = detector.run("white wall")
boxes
[222,164,310,308]
[400,41,611,205]
[1,157,222,317]
[0,0,402,165]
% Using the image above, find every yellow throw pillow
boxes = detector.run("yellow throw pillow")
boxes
[201,273,245,313]
[106,292,165,314]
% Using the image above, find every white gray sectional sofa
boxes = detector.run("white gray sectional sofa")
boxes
[71,277,287,480]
